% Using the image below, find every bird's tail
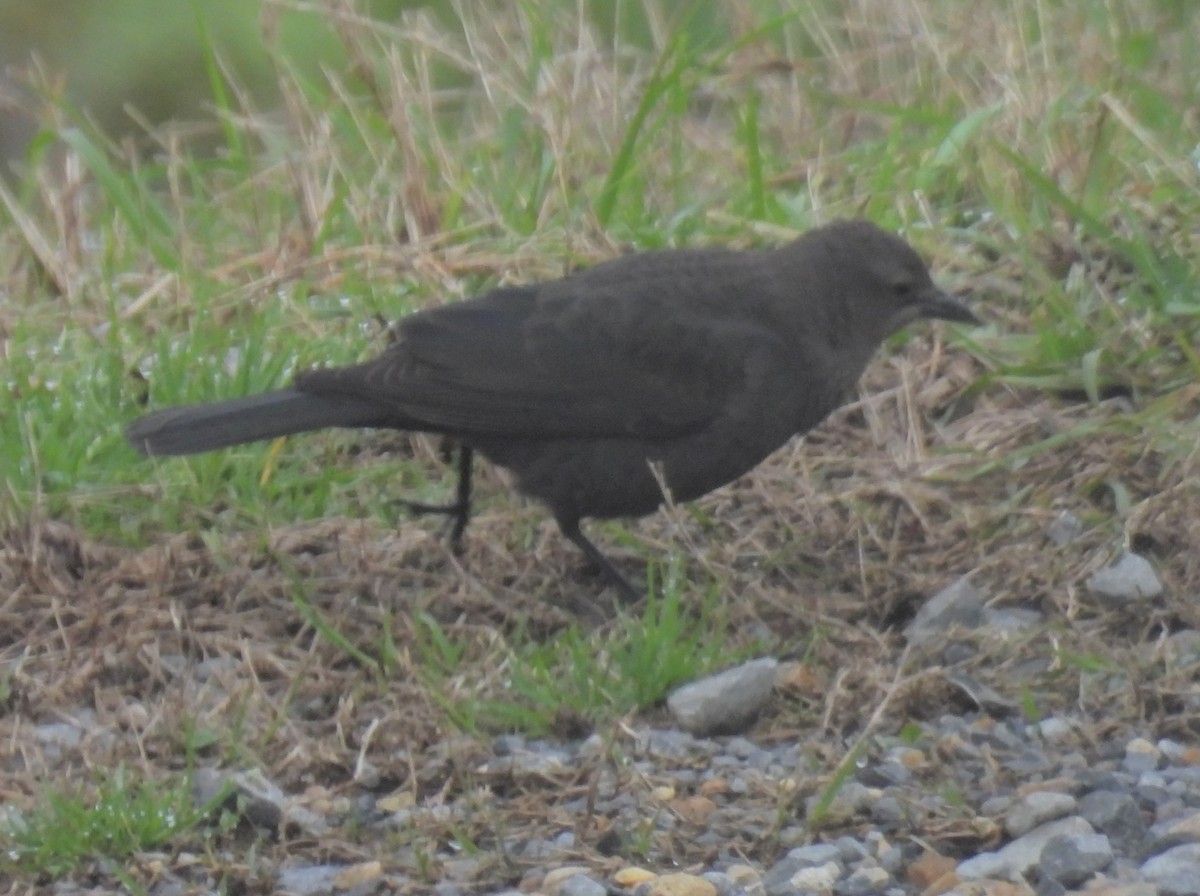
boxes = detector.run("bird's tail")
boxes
[125,389,388,456]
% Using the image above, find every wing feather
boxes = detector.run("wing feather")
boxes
[296,272,786,441]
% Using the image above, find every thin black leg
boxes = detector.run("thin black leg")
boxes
[448,444,472,546]
[397,443,473,551]
[556,515,641,604]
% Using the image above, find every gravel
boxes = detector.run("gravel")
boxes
[168,711,1200,896]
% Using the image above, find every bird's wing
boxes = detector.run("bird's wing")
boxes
[295,283,786,441]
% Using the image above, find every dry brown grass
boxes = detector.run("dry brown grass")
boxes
[4,324,1200,887]
[3,0,1199,889]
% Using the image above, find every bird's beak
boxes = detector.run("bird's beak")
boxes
[919,288,980,325]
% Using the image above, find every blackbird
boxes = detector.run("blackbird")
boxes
[126,219,977,599]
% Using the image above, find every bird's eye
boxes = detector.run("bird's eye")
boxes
[892,279,915,299]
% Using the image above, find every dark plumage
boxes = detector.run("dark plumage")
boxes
[127,219,977,599]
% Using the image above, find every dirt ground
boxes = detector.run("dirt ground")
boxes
[3,326,1200,889]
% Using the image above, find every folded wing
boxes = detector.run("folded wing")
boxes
[295,281,786,442]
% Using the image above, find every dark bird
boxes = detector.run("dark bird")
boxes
[126,219,978,600]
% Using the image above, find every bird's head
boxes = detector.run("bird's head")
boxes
[829,219,979,341]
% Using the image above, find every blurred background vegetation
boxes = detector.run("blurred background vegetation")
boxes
[0,0,728,163]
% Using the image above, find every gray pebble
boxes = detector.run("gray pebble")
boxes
[1006,791,1078,836]
[276,865,342,896]
[559,874,607,896]
[859,760,911,787]
[1150,808,1200,851]
[667,658,778,736]
[1125,737,1164,774]
[763,859,840,896]
[959,816,1095,879]
[983,605,1044,634]
[1141,842,1200,895]
[878,845,904,873]
[1034,878,1068,896]
[869,796,905,828]
[1046,510,1084,545]
[166,707,1200,896]
[838,865,891,895]
[905,576,986,644]
[492,734,525,755]
[1087,552,1163,604]
[1078,790,1149,857]
[1166,630,1200,662]
[834,835,869,861]
[1159,739,1189,762]
[701,871,736,896]
[34,721,86,750]
[1039,831,1113,886]
[1034,717,1076,744]
[1138,771,1173,808]
[955,849,1010,880]
[785,843,843,866]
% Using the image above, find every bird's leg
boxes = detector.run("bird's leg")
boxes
[556,516,642,604]
[397,442,473,551]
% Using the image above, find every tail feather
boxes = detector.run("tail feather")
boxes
[126,389,388,456]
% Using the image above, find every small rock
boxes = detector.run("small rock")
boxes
[959,816,1094,879]
[1141,842,1200,895]
[877,846,904,874]
[834,835,869,861]
[613,867,657,887]
[1046,510,1084,545]
[543,866,594,895]
[1006,791,1078,837]
[840,865,891,895]
[1124,737,1163,774]
[870,796,905,827]
[644,872,718,896]
[276,865,342,896]
[785,843,843,866]
[1159,739,1191,763]
[700,871,735,896]
[560,874,607,896]
[1034,717,1076,745]
[723,864,762,888]
[1078,790,1149,858]
[1087,553,1163,604]
[667,658,778,736]
[34,721,86,750]
[905,576,986,644]
[776,862,839,895]
[1039,831,1113,886]
[1165,630,1200,663]
[1151,809,1200,850]
[763,849,841,896]
[1035,878,1068,896]
[983,605,1044,633]
[491,734,525,756]
[858,759,911,787]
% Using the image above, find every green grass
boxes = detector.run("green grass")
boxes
[0,766,224,880]
[4,2,1198,538]
[417,570,750,735]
